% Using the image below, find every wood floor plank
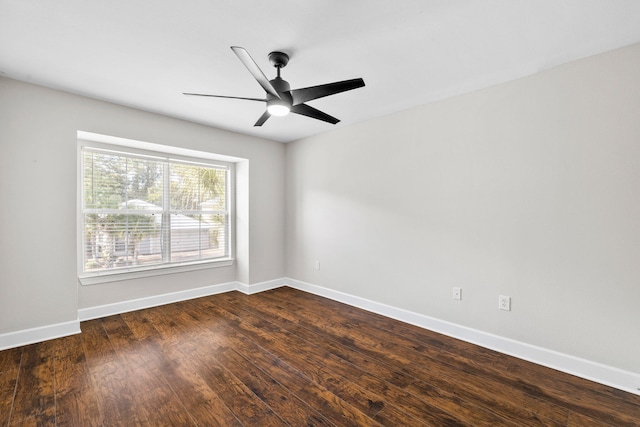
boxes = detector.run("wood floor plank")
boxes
[158,301,337,426]
[312,286,630,416]
[506,361,640,425]
[566,410,618,427]
[195,298,395,419]
[260,291,562,413]
[216,291,524,426]
[189,343,289,427]
[326,284,640,414]
[261,300,568,425]
[245,290,568,425]
[1,287,639,426]
[99,315,170,394]
[121,309,244,427]
[187,297,386,427]
[258,289,637,425]
[214,291,417,388]
[0,347,22,426]
[221,337,387,427]
[81,317,154,426]
[199,294,474,426]
[165,315,288,425]
[216,344,336,426]
[268,288,640,426]
[101,315,199,426]
[54,334,103,427]
[8,341,56,426]
[148,303,288,426]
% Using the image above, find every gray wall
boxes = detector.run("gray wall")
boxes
[0,77,285,332]
[285,43,640,373]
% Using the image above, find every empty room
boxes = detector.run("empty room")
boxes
[1,1,640,425]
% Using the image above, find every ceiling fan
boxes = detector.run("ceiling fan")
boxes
[183,46,365,127]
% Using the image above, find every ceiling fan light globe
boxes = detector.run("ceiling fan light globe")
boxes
[267,104,290,116]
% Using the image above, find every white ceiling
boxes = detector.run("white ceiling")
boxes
[1,1,640,143]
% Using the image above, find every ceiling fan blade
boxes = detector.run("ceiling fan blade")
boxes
[254,111,271,127]
[290,78,365,105]
[231,46,280,99]
[290,103,340,124]
[183,93,266,102]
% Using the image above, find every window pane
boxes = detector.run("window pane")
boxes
[169,213,227,262]
[207,214,228,257]
[81,146,230,276]
[84,151,127,209]
[170,164,226,211]
[83,213,161,272]
[84,152,164,210]
[200,167,227,211]
[124,157,163,208]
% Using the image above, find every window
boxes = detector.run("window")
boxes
[80,143,232,281]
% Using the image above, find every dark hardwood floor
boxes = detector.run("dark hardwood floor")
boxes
[1,287,639,426]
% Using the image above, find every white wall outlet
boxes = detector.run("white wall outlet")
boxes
[499,295,511,311]
[452,287,462,300]
[314,260,320,270]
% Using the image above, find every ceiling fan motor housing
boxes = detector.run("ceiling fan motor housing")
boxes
[269,51,290,68]
[267,77,293,113]
[267,52,293,114]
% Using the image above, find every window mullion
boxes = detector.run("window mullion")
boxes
[162,162,171,263]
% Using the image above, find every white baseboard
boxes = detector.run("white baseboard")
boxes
[78,278,288,321]
[2,280,247,350]
[78,281,239,321]
[0,320,81,351]
[283,277,640,396]
[236,277,287,295]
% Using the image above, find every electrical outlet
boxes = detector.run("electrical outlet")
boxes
[314,260,320,270]
[452,287,462,300]
[499,295,511,311]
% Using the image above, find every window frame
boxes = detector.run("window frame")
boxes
[77,134,235,285]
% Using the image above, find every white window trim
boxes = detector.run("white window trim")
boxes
[79,259,235,285]
[77,131,238,286]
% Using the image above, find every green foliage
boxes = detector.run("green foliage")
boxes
[83,151,163,209]
[170,163,226,211]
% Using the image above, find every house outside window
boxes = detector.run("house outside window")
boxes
[79,141,233,282]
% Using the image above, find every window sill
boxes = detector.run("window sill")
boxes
[78,258,235,286]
